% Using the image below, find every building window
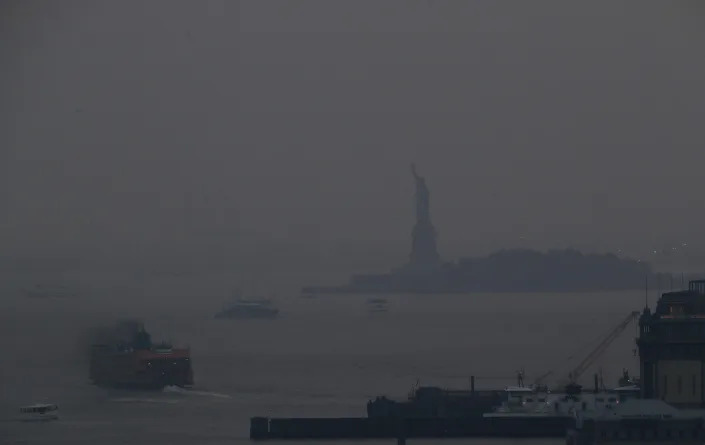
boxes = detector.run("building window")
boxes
[678,376,683,394]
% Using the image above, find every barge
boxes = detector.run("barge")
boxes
[250,382,639,440]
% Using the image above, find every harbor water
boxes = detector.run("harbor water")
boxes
[0,287,644,444]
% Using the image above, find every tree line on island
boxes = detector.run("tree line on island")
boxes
[439,248,667,292]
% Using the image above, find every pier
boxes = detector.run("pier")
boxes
[249,415,570,440]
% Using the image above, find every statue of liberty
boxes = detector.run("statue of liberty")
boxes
[408,163,439,269]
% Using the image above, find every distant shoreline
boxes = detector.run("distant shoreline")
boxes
[300,287,659,295]
[301,248,682,295]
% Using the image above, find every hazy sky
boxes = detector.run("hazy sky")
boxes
[2,0,704,262]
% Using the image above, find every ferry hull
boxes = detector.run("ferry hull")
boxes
[90,349,194,390]
[88,321,194,391]
[20,414,59,422]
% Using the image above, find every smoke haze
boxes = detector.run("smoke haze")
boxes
[1,1,704,288]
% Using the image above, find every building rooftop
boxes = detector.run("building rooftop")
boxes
[649,280,705,319]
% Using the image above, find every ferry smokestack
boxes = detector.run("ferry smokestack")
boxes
[594,373,599,393]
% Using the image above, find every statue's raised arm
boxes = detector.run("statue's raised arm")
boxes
[411,163,420,181]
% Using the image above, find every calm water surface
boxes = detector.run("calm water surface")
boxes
[0,287,644,444]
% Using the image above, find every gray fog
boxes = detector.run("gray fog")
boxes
[3,2,705,444]
[2,1,704,289]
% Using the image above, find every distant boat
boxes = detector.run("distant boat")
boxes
[215,294,280,320]
[20,403,59,422]
[366,297,388,313]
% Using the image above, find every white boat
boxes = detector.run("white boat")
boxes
[484,384,642,419]
[19,403,59,421]
[215,293,280,319]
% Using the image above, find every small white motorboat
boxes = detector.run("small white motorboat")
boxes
[20,403,59,421]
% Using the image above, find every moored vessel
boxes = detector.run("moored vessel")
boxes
[486,380,641,417]
[367,383,503,418]
[566,399,705,444]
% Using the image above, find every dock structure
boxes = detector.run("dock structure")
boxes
[562,280,705,444]
[249,415,570,440]
[255,284,705,441]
